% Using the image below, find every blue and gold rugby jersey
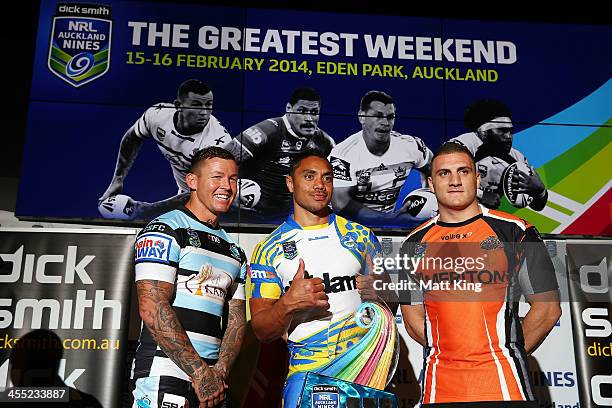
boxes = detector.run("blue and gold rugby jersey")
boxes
[249,213,381,378]
[131,206,247,381]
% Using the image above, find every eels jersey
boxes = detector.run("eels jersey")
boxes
[329,131,432,212]
[234,115,335,216]
[131,206,247,381]
[249,214,381,378]
[134,103,231,193]
[401,206,558,404]
[449,132,529,197]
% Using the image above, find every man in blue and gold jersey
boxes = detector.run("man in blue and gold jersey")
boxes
[249,152,385,408]
[131,147,247,408]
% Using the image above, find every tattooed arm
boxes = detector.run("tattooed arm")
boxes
[214,298,247,379]
[136,279,226,406]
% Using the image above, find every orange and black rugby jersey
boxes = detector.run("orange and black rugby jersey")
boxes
[400,206,558,404]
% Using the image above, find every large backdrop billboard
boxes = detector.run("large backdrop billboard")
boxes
[16,0,612,234]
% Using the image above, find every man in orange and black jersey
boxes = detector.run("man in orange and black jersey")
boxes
[400,142,561,407]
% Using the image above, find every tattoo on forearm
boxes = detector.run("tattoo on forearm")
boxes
[137,280,204,378]
[217,299,246,373]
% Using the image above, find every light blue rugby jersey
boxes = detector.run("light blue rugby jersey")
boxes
[132,206,247,381]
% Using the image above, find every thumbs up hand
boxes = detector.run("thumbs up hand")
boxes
[283,259,330,315]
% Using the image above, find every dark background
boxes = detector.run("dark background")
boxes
[3,0,609,213]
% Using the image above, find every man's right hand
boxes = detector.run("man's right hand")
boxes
[98,178,124,204]
[193,364,227,407]
[282,259,330,316]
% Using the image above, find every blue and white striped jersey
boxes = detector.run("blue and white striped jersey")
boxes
[131,206,247,381]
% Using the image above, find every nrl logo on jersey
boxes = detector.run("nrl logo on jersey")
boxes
[48,4,112,87]
[282,241,298,260]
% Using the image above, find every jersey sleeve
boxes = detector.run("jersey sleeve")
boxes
[249,241,284,300]
[412,136,433,169]
[231,247,248,301]
[236,119,277,160]
[133,104,167,139]
[516,225,559,295]
[134,221,181,284]
[329,149,357,189]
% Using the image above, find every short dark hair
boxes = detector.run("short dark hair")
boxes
[360,90,394,111]
[289,151,330,177]
[178,79,211,100]
[432,142,476,171]
[289,87,321,106]
[464,99,512,132]
[190,146,237,173]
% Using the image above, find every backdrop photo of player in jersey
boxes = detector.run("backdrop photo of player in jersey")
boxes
[223,87,335,221]
[449,99,548,211]
[329,90,434,227]
[132,147,247,408]
[98,79,232,221]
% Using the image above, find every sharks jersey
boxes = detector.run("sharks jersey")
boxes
[249,214,381,379]
[131,206,247,381]
[329,131,432,212]
[134,103,231,193]
[449,132,529,196]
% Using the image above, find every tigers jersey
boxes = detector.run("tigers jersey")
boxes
[249,214,380,379]
[449,132,529,195]
[329,131,432,212]
[233,115,335,216]
[134,103,231,193]
[131,206,247,381]
[401,206,558,404]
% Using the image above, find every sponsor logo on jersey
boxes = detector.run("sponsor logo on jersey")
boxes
[281,140,291,151]
[375,163,388,171]
[161,392,187,408]
[296,140,303,150]
[214,136,225,145]
[282,241,298,259]
[480,236,504,250]
[243,127,264,144]
[403,195,427,217]
[355,188,400,206]
[187,228,201,248]
[250,268,276,280]
[285,273,356,294]
[441,232,473,240]
[207,233,221,244]
[135,233,172,263]
[330,157,352,181]
[278,156,291,165]
[48,4,113,87]
[311,385,339,408]
[156,128,166,141]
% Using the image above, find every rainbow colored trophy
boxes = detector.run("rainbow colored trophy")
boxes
[298,301,399,408]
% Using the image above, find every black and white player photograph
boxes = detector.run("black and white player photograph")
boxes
[224,86,336,222]
[329,90,436,227]
[448,99,548,211]
[97,79,232,221]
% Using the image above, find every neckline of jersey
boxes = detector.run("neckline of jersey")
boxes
[285,213,336,230]
[178,206,221,230]
[436,212,483,227]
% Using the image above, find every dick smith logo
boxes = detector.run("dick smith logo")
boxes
[0,246,121,330]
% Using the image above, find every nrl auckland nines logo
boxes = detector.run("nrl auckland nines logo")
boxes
[48,3,112,87]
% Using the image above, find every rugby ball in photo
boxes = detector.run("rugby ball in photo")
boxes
[236,178,261,209]
[401,187,438,220]
[502,162,534,208]
[98,194,135,219]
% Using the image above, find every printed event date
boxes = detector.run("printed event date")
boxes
[0,387,68,402]
[126,51,313,74]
